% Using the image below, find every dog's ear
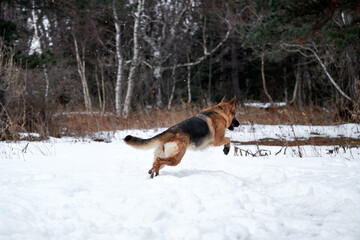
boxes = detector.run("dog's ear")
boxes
[229,96,236,105]
[221,96,228,103]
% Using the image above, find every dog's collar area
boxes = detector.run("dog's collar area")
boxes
[199,110,231,129]
[199,110,220,117]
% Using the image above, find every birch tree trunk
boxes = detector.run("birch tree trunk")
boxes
[73,35,92,113]
[140,31,164,108]
[186,49,191,103]
[167,62,177,110]
[153,66,163,108]
[123,0,143,117]
[113,1,124,115]
[141,4,188,108]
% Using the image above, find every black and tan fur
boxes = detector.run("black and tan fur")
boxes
[124,97,239,178]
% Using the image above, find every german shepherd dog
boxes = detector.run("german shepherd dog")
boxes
[124,97,240,178]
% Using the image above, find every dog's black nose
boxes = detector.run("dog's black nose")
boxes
[228,117,240,130]
[232,117,240,127]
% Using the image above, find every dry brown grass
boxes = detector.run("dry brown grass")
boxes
[54,105,199,137]
[237,105,346,125]
[3,102,358,151]
[52,104,352,138]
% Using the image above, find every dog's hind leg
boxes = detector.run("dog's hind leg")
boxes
[154,147,187,177]
[148,145,165,177]
[149,141,187,178]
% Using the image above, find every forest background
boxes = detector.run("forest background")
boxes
[0,0,359,139]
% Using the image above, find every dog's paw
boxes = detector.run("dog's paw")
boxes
[149,170,159,179]
[223,145,230,155]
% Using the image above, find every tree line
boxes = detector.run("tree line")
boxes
[0,0,359,132]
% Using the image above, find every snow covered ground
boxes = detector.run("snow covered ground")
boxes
[1,124,360,240]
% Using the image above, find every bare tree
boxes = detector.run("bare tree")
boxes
[122,1,230,112]
[260,51,274,104]
[231,42,242,104]
[289,60,300,105]
[73,34,92,112]
[95,58,106,114]
[141,1,189,108]
[0,43,24,132]
[340,11,359,106]
[281,43,353,102]
[123,0,144,117]
[186,48,191,103]
[113,0,124,116]
[167,60,177,110]
[29,0,50,100]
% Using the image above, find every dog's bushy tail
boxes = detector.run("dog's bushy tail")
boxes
[124,131,171,149]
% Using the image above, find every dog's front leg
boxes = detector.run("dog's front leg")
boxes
[222,137,231,155]
[214,136,231,155]
[223,143,230,155]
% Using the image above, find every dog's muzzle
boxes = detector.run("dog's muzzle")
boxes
[228,117,240,131]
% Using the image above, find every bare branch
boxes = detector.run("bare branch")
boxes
[281,43,353,102]
[164,22,231,70]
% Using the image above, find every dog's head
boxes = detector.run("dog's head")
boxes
[217,96,240,131]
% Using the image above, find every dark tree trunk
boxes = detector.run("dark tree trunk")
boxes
[345,45,359,104]
[260,50,273,105]
[231,43,244,104]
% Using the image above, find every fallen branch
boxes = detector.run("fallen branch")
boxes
[234,146,271,157]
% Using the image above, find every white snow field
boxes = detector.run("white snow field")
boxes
[1,124,360,240]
